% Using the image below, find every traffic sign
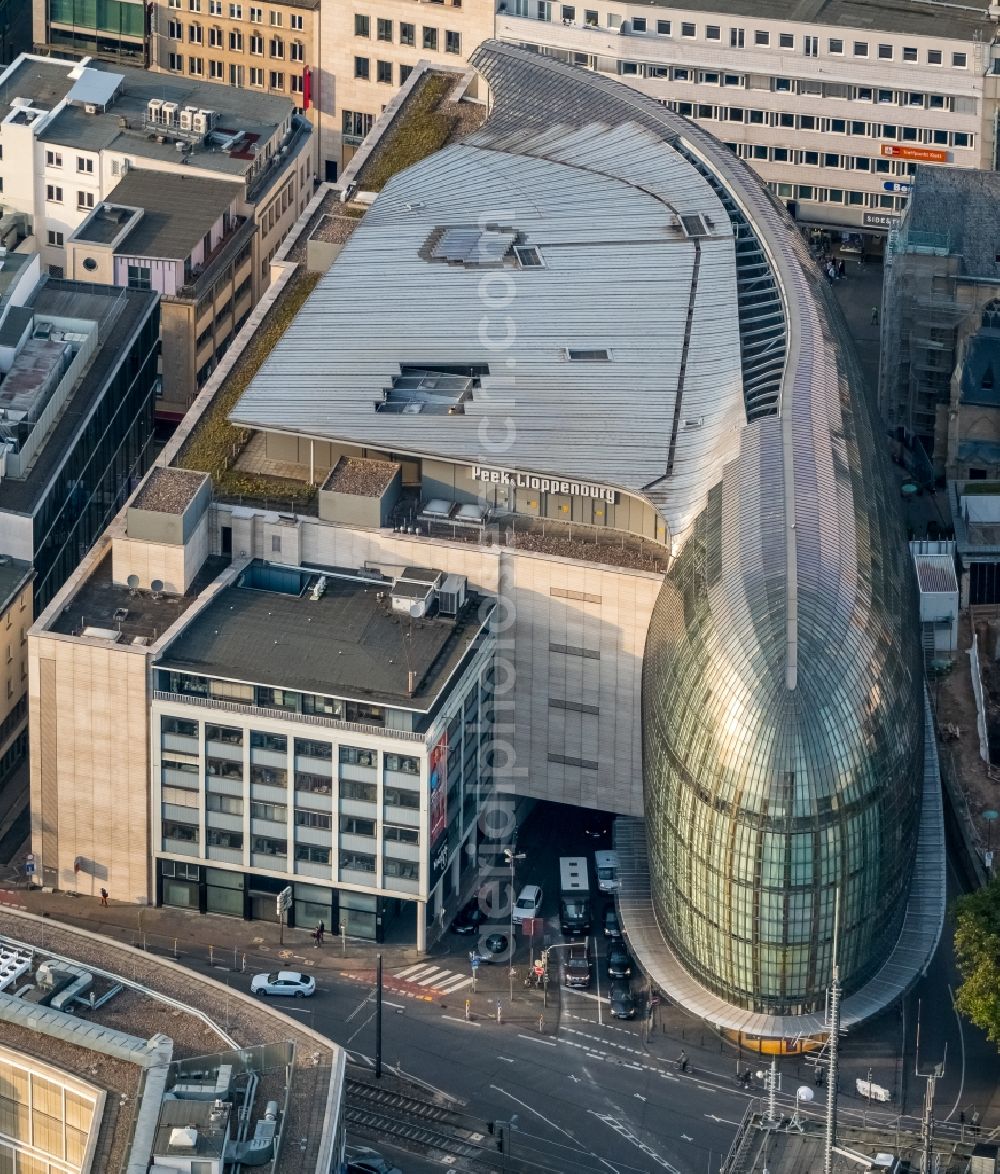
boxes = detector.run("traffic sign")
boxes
[520,917,543,937]
[24,861,34,875]
[470,954,481,971]
[533,959,545,977]
[882,181,912,194]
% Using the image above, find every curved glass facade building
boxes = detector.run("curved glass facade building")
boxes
[471,42,926,1020]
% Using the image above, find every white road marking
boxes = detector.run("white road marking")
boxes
[705,1114,742,1126]
[437,975,474,993]
[518,1034,557,1046]
[396,963,438,979]
[946,983,966,1123]
[588,1111,681,1172]
[633,1093,646,1102]
[414,968,452,986]
[491,1086,620,1173]
[681,1134,693,1142]
[498,1056,515,1063]
[569,1074,581,1083]
[441,1014,480,1027]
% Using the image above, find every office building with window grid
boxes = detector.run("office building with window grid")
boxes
[496,0,1000,238]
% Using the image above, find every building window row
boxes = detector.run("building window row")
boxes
[667,101,974,150]
[521,4,970,68]
[354,14,461,53]
[766,181,906,210]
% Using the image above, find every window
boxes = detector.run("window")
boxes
[927,49,942,64]
[377,17,392,39]
[269,36,283,56]
[829,37,843,53]
[400,20,415,44]
[207,828,243,849]
[877,89,893,103]
[189,21,203,42]
[954,131,971,147]
[76,190,95,210]
[209,24,222,45]
[340,745,376,767]
[290,14,303,29]
[45,184,63,203]
[953,52,967,67]
[342,110,374,139]
[384,824,419,845]
[269,8,282,24]
[47,230,64,246]
[163,819,199,843]
[229,1,241,14]
[681,21,695,36]
[251,800,287,822]
[561,4,575,18]
[249,30,262,52]
[632,16,646,32]
[340,779,376,803]
[853,41,868,56]
[423,26,437,49]
[249,4,261,18]
[269,70,284,89]
[340,815,376,837]
[385,787,420,810]
[189,0,200,9]
[779,32,793,48]
[656,19,670,34]
[446,29,460,53]
[400,63,412,84]
[354,55,369,79]
[774,77,791,92]
[209,0,221,11]
[229,29,243,49]
[127,264,151,290]
[162,785,199,808]
[168,0,180,6]
[189,55,204,74]
[168,18,182,37]
[377,59,392,82]
[800,114,816,129]
[384,859,418,881]
[230,63,244,85]
[753,29,768,45]
[249,65,264,85]
[296,844,330,864]
[290,39,303,60]
[355,13,370,36]
[339,850,375,873]
[772,147,789,162]
[252,835,287,857]
[206,793,244,815]
[730,26,744,47]
[878,43,892,59]
[803,34,817,56]
[385,753,419,774]
[296,808,332,829]
[45,150,62,167]
[705,23,719,39]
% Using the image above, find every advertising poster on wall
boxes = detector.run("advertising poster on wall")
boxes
[429,733,449,888]
[429,732,448,845]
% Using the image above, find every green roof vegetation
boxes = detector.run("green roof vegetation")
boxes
[359,73,456,193]
[177,269,321,506]
[962,481,1000,496]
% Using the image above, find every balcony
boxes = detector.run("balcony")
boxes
[170,216,255,303]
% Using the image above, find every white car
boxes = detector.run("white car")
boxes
[512,884,543,924]
[250,970,315,998]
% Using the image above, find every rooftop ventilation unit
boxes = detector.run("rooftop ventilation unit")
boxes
[514,244,543,268]
[160,102,178,126]
[565,348,611,362]
[147,98,162,122]
[179,106,198,131]
[193,109,214,134]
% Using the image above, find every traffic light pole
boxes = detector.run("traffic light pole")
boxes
[375,953,383,1080]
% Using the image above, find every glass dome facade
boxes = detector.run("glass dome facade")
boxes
[642,285,924,1016]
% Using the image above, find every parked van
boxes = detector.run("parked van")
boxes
[595,850,619,893]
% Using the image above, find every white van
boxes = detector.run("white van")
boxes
[595,850,619,893]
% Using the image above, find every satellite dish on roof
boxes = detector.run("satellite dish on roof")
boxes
[151,579,163,599]
[127,574,139,596]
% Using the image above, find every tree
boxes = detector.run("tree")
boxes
[953,878,1000,1044]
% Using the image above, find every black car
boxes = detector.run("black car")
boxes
[609,983,637,1020]
[564,943,593,990]
[607,944,632,980]
[450,899,486,935]
[583,814,613,842]
[603,906,622,940]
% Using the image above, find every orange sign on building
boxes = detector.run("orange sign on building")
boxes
[880,144,949,163]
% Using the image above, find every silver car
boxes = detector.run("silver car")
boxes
[250,970,316,998]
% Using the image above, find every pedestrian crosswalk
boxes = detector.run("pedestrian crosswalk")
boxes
[393,962,474,995]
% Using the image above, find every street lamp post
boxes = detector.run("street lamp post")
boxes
[504,846,525,1001]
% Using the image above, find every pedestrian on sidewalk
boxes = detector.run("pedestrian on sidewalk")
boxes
[838,259,846,279]
[870,306,879,325]
[99,887,108,907]
[316,921,324,946]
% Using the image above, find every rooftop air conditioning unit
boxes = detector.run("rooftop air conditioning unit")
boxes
[85,103,98,114]
[160,102,178,126]
[147,98,163,122]
[179,106,197,131]
[193,109,214,133]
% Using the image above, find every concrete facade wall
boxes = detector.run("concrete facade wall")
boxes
[112,512,209,595]
[210,510,662,817]
[29,634,152,901]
